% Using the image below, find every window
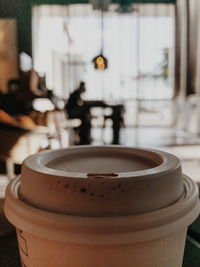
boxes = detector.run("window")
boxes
[32,4,175,101]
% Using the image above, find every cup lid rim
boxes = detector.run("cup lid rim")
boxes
[5,175,200,244]
[23,145,181,180]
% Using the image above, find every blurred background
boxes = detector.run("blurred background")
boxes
[0,0,199,187]
[2,1,200,265]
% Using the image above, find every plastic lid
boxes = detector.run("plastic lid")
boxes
[19,146,183,216]
[5,175,200,244]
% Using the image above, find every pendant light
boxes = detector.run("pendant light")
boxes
[92,10,108,71]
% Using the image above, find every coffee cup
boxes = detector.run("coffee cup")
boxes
[4,146,200,267]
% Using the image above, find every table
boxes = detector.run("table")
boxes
[84,100,124,144]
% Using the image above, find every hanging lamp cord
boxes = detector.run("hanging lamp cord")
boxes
[101,9,104,54]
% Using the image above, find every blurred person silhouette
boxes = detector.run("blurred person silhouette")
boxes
[65,81,125,145]
[0,79,32,115]
[65,82,91,144]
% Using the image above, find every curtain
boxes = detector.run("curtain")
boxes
[32,3,175,101]
[175,0,200,96]
[174,0,188,97]
[175,0,200,132]
[191,0,200,95]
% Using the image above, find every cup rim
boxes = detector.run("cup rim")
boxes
[4,175,200,244]
[23,145,181,180]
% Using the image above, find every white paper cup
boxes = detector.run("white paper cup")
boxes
[4,146,200,267]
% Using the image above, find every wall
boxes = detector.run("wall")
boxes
[0,0,32,55]
[0,19,18,92]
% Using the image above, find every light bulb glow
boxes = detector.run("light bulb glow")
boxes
[96,56,104,64]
